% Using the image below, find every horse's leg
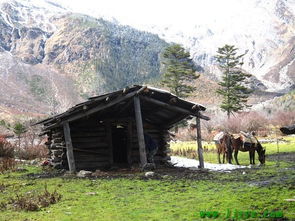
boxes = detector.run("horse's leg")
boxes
[249,151,255,164]
[253,151,255,164]
[234,150,239,165]
[216,144,221,164]
[228,147,232,164]
[218,151,221,164]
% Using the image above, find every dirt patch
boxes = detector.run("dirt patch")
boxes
[21,165,216,181]
[24,170,66,179]
[267,152,295,163]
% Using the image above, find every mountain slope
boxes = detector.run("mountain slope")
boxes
[140,0,295,92]
[0,0,168,120]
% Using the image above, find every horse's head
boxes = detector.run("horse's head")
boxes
[257,142,266,164]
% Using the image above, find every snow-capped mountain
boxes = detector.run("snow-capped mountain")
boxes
[0,0,294,120]
[50,0,295,92]
[137,0,295,92]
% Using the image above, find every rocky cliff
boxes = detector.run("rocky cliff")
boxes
[0,0,168,120]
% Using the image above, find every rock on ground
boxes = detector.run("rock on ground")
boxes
[145,171,155,178]
[76,170,92,178]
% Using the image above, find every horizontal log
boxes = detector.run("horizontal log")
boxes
[50,144,66,149]
[39,131,50,136]
[72,142,108,149]
[76,161,110,169]
[74,156,110,162]
[74,149,109,157]
[70,127,106,133]
[52,150,64,157]
[73,148,109,155]
[70,125,106,130]
[71,121,103,127]
[74,155,109,160]
[52,128,63,133]
[52,132,63,137]
[52,138,63,143]
[71,131,106,137]
[51,157,62,163]
[71,137,107,143]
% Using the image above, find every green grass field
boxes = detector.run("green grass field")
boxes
[170,136,295,166]
[0,136,294,221]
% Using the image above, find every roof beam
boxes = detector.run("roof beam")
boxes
[45,90,140,130]
[140,96,210,121]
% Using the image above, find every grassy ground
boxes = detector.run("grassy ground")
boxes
[0,136,294,221]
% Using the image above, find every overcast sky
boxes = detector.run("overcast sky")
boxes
[55,0,253,30]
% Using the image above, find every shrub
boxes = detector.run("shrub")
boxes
[218,111,269,134]
[220,116,243,133]
[0,158,17,173]
[8,185,62,211]
[15,145,48,160]
[241,111,269,132]
[271,111,295,127]
[174,127,196,141]
[0,136,14,158]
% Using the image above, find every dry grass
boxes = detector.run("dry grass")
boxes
[15,145,48,160]
[0,158,17,173]
[170,141,216,159]
[0,136,14,158]
[7,185,62,211]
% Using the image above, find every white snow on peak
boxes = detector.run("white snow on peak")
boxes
[0,0,67,31]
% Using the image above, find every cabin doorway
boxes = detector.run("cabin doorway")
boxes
[112,125,128,165]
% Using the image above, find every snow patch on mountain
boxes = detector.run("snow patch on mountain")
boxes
[127,0,295,92]
[0,0,67,31]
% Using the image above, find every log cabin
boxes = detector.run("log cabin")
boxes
[37,85,209,172]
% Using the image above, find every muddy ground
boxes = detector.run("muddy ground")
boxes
[20,151,295,189]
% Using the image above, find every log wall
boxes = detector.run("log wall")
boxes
[44,119,171,170]
[70,120,110,170]
[130,124,171,165]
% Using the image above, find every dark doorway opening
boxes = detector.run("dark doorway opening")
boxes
[112,125,128,165]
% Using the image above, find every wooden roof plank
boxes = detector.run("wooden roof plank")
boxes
[140,95,210,121]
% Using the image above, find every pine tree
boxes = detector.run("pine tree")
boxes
[215,44,252,118]
[161,44,199,98]
[13,122,26,148]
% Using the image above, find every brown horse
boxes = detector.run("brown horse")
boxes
[231,133,265,165]
[214,132,232,164]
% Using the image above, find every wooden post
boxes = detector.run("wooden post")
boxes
[134,96,147,167]
[63,122,76,173]
[196,116,204,168]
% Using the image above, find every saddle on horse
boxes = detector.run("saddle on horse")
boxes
[213,131,225,144]
[239,131,258,150]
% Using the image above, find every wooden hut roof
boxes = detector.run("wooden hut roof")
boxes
[37,85,209,130]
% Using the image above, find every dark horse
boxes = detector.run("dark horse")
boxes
[214,132,232,164]
[230,133,266,165]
